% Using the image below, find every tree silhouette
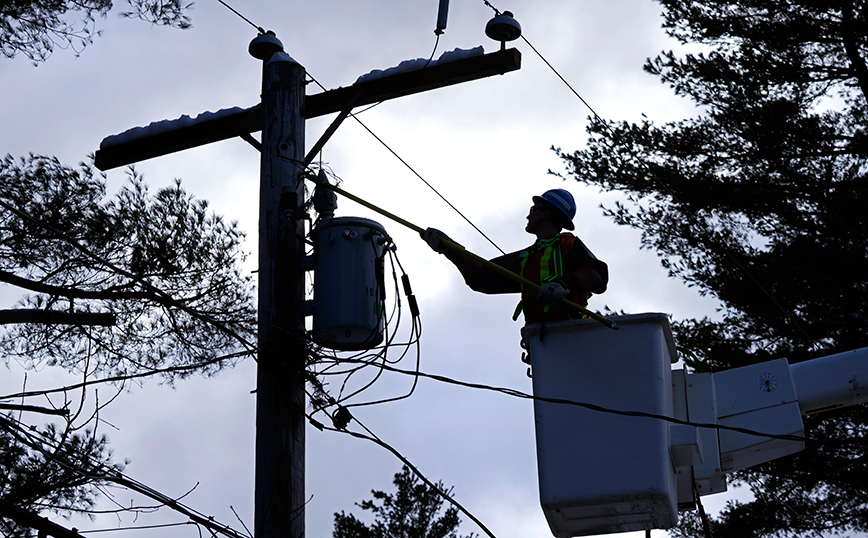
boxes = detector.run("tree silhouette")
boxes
[556,1,868,536]
[1,153,255,535]
[333,466,475,538]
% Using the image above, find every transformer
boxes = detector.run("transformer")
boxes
[312,216,388,351]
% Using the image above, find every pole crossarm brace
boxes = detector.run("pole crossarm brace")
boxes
[93,48,521,171]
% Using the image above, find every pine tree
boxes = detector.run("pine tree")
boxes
[333,466,475,538]
[0,154,256,535]
[555,1,868,536]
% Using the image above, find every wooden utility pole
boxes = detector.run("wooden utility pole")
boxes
[94,30,520,538]
[249,34,307,538]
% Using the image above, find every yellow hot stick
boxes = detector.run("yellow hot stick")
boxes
[437,238,618,330]
[308,175,619,330]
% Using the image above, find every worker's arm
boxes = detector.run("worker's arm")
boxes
[421,228,520,294]
[452,250,522,294]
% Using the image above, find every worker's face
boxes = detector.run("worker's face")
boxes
[525,203,550,234]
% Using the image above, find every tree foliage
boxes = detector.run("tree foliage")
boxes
[0,414,125,538]
[555,0,868,536]
[0,154,257,381]
[1,0,192,63]
[0,153,256,534]
[333,466,474,538]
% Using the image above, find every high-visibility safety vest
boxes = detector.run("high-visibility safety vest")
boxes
[520,234,565,286]
[513,233,586,321]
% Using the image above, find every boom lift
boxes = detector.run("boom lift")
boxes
[521,313,868,537]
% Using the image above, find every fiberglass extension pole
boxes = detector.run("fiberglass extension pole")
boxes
[307,174,619,331]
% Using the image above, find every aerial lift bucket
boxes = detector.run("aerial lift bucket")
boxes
[522,313,680,537]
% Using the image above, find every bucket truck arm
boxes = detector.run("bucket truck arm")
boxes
[675,346,868,509]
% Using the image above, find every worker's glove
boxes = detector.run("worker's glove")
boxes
[537,281,569,308]
[421,228,454,254]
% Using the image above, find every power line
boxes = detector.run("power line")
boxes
[0,350,252,402]
[5,180,856,536]
[306,74,507,255]
[336,357,868,452]
[308,414,500,538]
[83,521,196,533]
[0,414,250,538]
[214,0,265,34]
[2,25,837,537]
[0,65,491,538]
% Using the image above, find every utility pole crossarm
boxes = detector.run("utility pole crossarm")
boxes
[93,48,521,171]
[304,47,521,118]
[94,105,261,170]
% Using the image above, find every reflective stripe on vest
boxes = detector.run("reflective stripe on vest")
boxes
[513,234,564,319]
[520,234,564,286]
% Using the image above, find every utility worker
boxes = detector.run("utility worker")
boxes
[421,189,608,324]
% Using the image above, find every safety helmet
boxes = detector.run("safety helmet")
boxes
[533,189,576,230]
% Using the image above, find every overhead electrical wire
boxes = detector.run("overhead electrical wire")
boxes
[1,172,858,452]
[214,0,265,34]
[306,74,507,256]
[0,194,471,537]
[349,32,443,116]
[303,230,423,410]
[1,27,486,538]
[0,350,252,402]
[0,14,854,537]
[333,357,868,453]
[3,186,863,538]
[83,521,198,533]
[307,412,500,538]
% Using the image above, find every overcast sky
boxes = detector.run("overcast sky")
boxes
[0,2,738,538]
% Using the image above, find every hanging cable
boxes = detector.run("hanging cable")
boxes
[352,32,443,116]
[693,480,714,538]
[331,357,868,452]
[0,414,250,538]
[306,411,499,538]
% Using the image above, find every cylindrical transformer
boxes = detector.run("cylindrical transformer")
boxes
[312,216,388,350]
